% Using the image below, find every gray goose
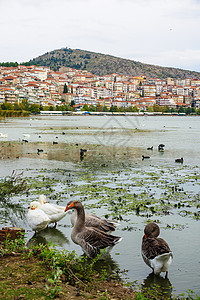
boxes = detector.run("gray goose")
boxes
[71,210,119,232]
[141,222,173,277]
[65,200,122,258]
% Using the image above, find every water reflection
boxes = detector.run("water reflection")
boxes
[93,252,120,275]
[26,227,69,248]
[0,198,26,227]
[142,272,173,299]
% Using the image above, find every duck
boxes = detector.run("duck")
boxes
[39,195,68,227]
[65,200,122,258]
[37,149,44,153]
[175,157,183,163]
[80,148,87,157]
[141,222,173,278]
[26,201,50,232]
[147,146,153,150]
[158,144,165,152]
[71,210,119,232]
[142,155,150,160]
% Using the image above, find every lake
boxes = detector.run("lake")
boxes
[0,114,200,297]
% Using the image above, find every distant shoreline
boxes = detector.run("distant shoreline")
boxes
[39,111,196,117]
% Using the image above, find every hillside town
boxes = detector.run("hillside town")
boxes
[0,64,200,112]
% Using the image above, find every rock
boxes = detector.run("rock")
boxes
[0,227,25,241]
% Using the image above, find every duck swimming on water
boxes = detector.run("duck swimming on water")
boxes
[142,155,150,160]
[175,157,183,163]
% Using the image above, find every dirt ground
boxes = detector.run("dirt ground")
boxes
[0,254,135,299]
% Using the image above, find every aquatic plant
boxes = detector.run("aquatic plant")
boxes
[0,171,29,200]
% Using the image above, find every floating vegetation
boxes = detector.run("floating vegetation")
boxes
[165,223,187,231]
[1,163,198,229]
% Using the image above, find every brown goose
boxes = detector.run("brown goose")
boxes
[71,210,119,232]
[141,222,173,277]
[65,200,122,258]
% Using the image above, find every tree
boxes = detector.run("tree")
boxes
[132,105,139,112]
[110,105,118,112]
[63,83,68,93]
[153,104,161,112]
[56,105,66,111]
[147,106,153,112]
[22,99,30,111]
[178,106,185,113]
[103,106,109,112]
[1,102,14,110]
[119,106,125,112]
[197,108,200,115]
[170,107,177,113]
[29,104,40,113]
[185,107,191,115]
[70,100,75,107]
[89,105,96,112]
[162,106,170,113]
[14,103,21,111]
[96,103,103,112]
[82,104,89,111]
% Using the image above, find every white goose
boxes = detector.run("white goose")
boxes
[0,133,8,138]
[39,195,67,227]
[27,201,50,232]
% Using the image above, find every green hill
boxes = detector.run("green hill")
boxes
[29,47,200,79]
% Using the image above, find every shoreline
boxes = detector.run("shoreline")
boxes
[39,110,194,116]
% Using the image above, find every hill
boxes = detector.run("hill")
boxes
[29,47,200,79]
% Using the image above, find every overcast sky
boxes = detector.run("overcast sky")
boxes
[1,0,200,72]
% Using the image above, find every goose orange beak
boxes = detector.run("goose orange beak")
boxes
[64,206,69,212]
[65,202,74,211]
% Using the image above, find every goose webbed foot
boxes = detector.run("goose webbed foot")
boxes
[53,222,57,228]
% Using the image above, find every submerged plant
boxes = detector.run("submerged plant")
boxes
[0,171,29,200]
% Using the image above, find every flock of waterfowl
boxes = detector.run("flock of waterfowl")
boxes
[27,195,173,277]
[142,144,184,163]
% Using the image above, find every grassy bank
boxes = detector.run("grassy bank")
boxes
[1,234,200,300]
[0,235,136,299]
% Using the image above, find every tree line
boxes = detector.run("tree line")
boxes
[1,100,200,115]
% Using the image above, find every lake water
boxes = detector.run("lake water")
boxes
[0,115,200,297]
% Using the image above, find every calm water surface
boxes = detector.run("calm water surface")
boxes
[0,115,200,296]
